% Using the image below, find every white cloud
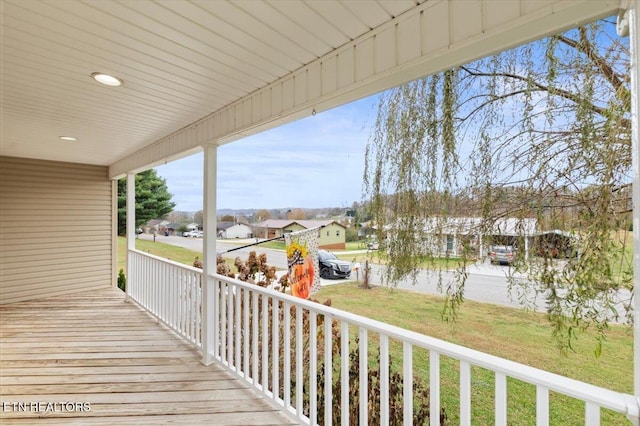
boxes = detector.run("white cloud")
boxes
[155,95,379,211]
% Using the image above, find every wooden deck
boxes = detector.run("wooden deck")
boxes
[0,288,297,425]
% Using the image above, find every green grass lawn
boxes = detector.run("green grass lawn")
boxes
[314,283,632,425]
[118,236,631,424]
[257,240,285,250]
[117,236,203,272]
[117,236,282,274]
[335,250,475,270]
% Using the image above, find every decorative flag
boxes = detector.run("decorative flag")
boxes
[284,227,321,299]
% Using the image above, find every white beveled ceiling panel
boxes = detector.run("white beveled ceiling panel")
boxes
[0,0,623,178]
[1,0,420,168]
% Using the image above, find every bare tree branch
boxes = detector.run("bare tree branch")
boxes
[458,66,631,129]
[555,31,629,106]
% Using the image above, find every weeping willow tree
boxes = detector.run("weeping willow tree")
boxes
[363,19,631,354]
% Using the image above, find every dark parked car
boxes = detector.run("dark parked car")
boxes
[318,250,351,279]
[489,245,515,265]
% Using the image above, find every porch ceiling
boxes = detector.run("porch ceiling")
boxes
[0,0,621,177]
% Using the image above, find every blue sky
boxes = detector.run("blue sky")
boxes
[155,94,380,212]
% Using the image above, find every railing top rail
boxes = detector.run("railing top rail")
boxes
[211,272,637,418]
[131,249,202,274]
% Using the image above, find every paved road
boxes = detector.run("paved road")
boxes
[139,233,287,267]
[138,233,531,310]
[137,233,629,322]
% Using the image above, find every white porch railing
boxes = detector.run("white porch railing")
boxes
[128,250,202,348]
[211,274,639,426]
[126,253,638,425]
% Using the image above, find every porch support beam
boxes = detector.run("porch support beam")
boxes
[109,0,619,178]
[201,145,217,365]
[125,173,136,300]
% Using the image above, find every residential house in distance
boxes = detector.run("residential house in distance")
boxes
[255,219,347,249]
[144,219,170,234]
[163,222,181,236]
[216,221,253,239]
[415,217,538,259]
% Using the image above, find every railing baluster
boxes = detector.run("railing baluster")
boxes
[341,321,349,426]
[536,385,549,426]
[380,335,390,426]
[169,265,174,326]
[176,268,180,334]
[169,264,173,326]
[158,263,164,321]
[403,341,413,426]
[153,259,158,316]
[148,257,153,314]
[171,266,175,328]
[189,272,194,343]
[296,305,303,418]
[184,270,190,339]
[495,372,507,426]
[162,262,168,322]
[284,301,291,409]
[272,298,280,402]
[148,256,152,311]
[145,256,149,310]
[243,288,250,380]
[359,327,368,425]
[176,269,182,335]
[262,294,269,394]
[324,313,333,426]
[195,272,200,344]
[585,402,600,426]
[138,254,142,303]
[197,272,202,347]
[460,361,471,426]
[145,256,150,313]
[430,351,440,426]
[309,311,318,426]
[220,281,227,365]
[227,283,234,368]
[169,268,175,331]
[166,263,171,324]
[252,291,259,386]
[176,269,181,333]
[182,270,186,337]
[235,285,242,375]
[213,277,220,359]
[191,271,196,340]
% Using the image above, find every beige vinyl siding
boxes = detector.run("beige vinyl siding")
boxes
[0,156,113,304]
[319,223,346,249]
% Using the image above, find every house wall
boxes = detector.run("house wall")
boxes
[225,224,252,239]
[0,156,113,304]
[283,223,306,234]
[319,223,346,249]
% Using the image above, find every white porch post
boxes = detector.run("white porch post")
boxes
[125,173,136,300]
[629,1,640,419]
[201,145,218,365]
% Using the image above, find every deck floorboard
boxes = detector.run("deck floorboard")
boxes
[0,288,296,425]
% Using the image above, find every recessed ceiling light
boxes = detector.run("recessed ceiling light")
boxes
[91,72,123,87]
[59,136,77,141]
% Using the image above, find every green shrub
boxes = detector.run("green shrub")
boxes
[117,268,126,292]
